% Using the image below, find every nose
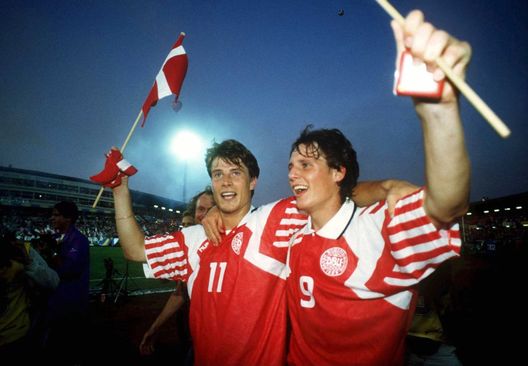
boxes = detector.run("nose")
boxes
[288,166,298,182]
[221,174,232,186]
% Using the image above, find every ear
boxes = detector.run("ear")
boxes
[249,177,257,191]
[333,166,346,184]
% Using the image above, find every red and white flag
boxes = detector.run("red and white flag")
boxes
[141,32,188,126]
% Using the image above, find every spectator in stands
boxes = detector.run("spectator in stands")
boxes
[139,188,214,358]
[180,211,195,229]
[45,201,90,364]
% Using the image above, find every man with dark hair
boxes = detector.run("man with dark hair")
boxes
[283,10,471,365]
[52,201,79,225]
[205,139,260,193]
[290,126,359,204]
[46,201,90,364]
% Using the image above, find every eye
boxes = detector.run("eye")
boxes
[231,170,242,177]
[212,171,222,179]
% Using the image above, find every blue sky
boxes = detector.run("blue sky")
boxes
[1,0,527,206]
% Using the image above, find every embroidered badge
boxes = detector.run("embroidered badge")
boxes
[320,247,348,277]
[231,232,243,255]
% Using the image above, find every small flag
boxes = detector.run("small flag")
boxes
[141,32,188,126]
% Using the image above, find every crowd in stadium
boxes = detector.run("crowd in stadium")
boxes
[0,207,180,247]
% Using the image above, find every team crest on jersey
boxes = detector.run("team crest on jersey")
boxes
[320,247,348,277]
[231,232,243,255]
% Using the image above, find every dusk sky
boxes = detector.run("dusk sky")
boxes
[1,0,527,206]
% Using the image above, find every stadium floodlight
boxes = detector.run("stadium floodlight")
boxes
[170,130,204,161]
[170,130,204,202]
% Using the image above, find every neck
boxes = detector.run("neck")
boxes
[57,224,71,234]
[220,205,251,231]
[309,195,342,232]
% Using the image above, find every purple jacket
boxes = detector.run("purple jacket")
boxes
[47,225,90,321]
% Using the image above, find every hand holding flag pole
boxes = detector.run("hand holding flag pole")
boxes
[375,0,511,138]
[91,32,189,208]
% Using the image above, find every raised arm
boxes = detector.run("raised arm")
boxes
[392,10,471,226]
[112,175,147,261]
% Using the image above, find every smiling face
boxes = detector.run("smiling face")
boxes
[288,143,344,229]
[210,157,256,229]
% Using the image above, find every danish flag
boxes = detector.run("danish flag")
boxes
[141,32,189,126]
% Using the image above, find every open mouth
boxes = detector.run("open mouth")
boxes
[292,185,308,195]
[221,192,236,200]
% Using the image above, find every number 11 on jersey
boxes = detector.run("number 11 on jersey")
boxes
[208,262,227,293]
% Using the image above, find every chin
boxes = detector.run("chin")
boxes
[294,198,307,211]
[219,201,238,212]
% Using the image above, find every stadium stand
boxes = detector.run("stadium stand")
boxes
[0,165,186,246]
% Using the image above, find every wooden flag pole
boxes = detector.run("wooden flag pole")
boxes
[92,109,143,208]
[375,0,511,138]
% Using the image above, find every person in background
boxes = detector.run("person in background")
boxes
[180,211,195,229]
[187,187,214,223]
[1,231,58,361]
[0,232,32,360]
[405,258,462,366]
[45,201,90,365]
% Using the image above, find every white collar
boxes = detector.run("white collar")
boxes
[305,199,356,239]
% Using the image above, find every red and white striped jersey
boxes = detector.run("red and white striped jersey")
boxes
[144,197,307,366]
[286,189,461,366]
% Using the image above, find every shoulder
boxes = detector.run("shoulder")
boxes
[70,226,89,244]
[181,224,206,242]
[390,188,426,220]
[251,196,304,221]
[356,188,424,219]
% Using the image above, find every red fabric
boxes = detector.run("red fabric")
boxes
[90,150,137,188]
[141,33,188,126]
